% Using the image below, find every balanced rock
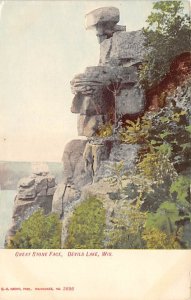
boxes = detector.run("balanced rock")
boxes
[85,7,124,43]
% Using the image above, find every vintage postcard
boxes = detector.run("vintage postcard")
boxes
[0,0,191,299]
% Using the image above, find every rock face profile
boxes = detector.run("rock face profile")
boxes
[71,8,146,138]
[52,7,148,220]
[53,6,190,230]
[5,7,190,248]
[5,171,56,246]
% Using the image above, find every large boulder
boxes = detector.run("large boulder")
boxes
[85,7,119,29]
[100,30,146,66]
[116,83,146,116]
[85,7,124,43]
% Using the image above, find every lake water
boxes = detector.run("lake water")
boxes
[0,190,16,248]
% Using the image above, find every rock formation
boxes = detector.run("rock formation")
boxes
[52,7,148,220]
[52,7,191,233]
[71,7,147,139]
[5,7,190,248]
[5,171,56,246]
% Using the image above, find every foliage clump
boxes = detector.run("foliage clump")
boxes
[95,1,191,249]
[106,197,147,249]
[96,121,113,138]
[139,1,191,88]
[64,197,106,249]
[119,117,151,144]
[105,174,191,249]
[137,145,177,184]
[7,210,62,249]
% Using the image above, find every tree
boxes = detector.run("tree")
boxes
[140,1,191,88]
[8,210,62,249]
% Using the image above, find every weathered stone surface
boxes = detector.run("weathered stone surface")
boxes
[94,143,141,182]
[85,7,119,29]
[52,183,66,215]
[100,30,146,66]
[47,187,56,196]
[18,186,36,199]
[85,7,126,44]
[109,143,140,162]
[71,66,138,93]
[35,176,48,193]
[71,93,106,115]
[70,66,107,96]
[36,188,47,196]
[52,183,80,216]
[83,141,112,176]
[35,195,53,215]
[47,175,56,188]
[13,197,35,218]
[116,84,146,116]
[71,64,142,131]
[77,114,106,137]
[62,140,92,187]
[18,177,35,188]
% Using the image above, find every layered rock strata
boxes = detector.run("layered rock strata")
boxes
[5,172,56,245]
[71,7,147,138]
[52,7,147,220]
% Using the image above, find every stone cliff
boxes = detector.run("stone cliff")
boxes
[5,7,190,248]
[51,7,190,246]
[52,7,148,217]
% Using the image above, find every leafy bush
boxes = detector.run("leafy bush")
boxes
[137,148,177,184]
[119,117,151,144]
[140,1,191,88]
[64,197,106,249]
[106,197,147,249]
[8,210,62,249]
[170,175,191,209]
[142,227,179,249]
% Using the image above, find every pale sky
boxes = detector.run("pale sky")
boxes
[0,0,189,162]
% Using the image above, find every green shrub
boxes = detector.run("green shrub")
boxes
[170,175,191,209]
[138,150,177,184]
[142,227,179,249]
[140,1,191,88]
[106,196,147,249]
[7,210,62,249]
[119,117,151,144]
[64,197,106,249]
